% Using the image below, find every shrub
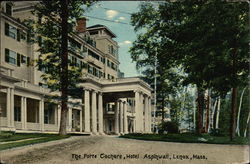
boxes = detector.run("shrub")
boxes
[159,121,179,134]
[210,128,225,136]
[165,121,179,133]
[0,132,13,138]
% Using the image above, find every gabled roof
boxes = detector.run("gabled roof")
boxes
[87,24,116,38]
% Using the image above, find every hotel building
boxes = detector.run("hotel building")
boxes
[0,1,153,135]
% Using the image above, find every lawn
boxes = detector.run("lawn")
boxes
[0,131,70,151]
[120,133,250,145]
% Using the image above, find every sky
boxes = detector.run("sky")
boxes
[83,1,142,77]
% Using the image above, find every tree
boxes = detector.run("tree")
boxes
[130,0,248,139]
[236,86,247,136]
[31,0,92,135]
[130,2,184,130]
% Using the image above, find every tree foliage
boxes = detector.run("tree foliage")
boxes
[130,0,249,138]
[27,0,93,135]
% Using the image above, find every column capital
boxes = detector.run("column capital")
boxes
[91,90,98,94]
[83,87,91,91]
[133,89,142,94]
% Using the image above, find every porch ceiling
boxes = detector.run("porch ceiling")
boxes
[103,91,134,102]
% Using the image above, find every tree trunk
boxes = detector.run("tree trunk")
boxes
[205,90,210,133]
[197,87,205,134]
[243,111,250,137]
[59,0,69,136]
[181,87,186,128]
[215,97,221,129]
[211,98,217,131]
[236,87,246,136]
[193,90,196,131]
[230,87,238,141]
[230,46,238,141]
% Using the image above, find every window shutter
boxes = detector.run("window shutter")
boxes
[27,57,30,66]
[17,29,20,41]
[5,23,9,36]
[5,48,9,63]
[17,53,21,66]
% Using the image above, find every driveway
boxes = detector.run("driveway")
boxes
[0,136,249,164]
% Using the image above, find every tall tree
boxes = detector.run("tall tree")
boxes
[130,0,249,138]
[59,0,69,135]
[30,0,93,135]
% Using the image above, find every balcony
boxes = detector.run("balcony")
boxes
[68,46,87,59]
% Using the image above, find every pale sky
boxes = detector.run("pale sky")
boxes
[84,1,142,77]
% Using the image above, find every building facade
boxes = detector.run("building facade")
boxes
[0,1,153,135]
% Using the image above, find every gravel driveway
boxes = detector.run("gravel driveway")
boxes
[0,136,249,164]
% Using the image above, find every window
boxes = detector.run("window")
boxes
[14,106,21,121]
[21,55,27,64]
[71,56,77,66]
[44,103,55,124]
[5,49,27,66]
[5,48,16,65]
[101,57,105,64]
[5,3,12,16]
[76,59,81,68]
[5,23,18,40]
[69,38,81,50]
[107,60,110,67]
[88,65,93,74]
[88,50,100,60]
[93,67,96,76]
[80,61,85,69]
[108,45,111,53]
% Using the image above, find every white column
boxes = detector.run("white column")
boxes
[84,89,90,132]
[6,88,11,127]
[98,93,104,134]
[10,88,14,127]
[80,110,83,132]
[39,98,44,131]
[148,97,152,133]
[91,91,97,134]
[123,101,128,134]
[139,92,144,132]
[6,88,14,128]
[21,97,27,129]
[68,108,72,131]
[114,100,119,134]
[133,119,136,133]
[57,105,61,130]
[119,101,124,134]
[134,91,140,132]
[144,96,149,133]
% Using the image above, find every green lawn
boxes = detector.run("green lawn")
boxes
[0,131,70,151]
[120,133,250,145]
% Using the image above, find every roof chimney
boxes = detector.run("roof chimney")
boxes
[76,17,87,33]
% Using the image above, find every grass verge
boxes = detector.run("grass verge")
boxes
[0,132,70,151]
[120,133,250,145]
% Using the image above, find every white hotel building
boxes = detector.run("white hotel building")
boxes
[0,1,153,135]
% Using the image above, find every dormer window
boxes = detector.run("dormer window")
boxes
[5,3,13,16]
